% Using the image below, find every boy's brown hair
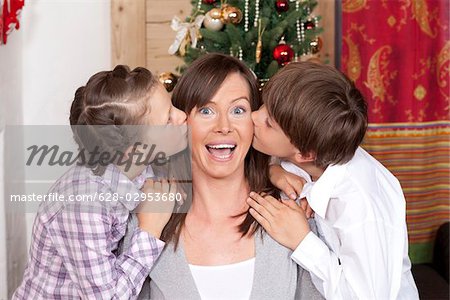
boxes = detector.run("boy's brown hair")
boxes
[263,61,368,167]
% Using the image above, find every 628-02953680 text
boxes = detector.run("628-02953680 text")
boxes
[10,192,183,202]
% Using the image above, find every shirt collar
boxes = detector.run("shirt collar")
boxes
[101,164,155,211]
[308,162,347,218]
[281,161,347,219]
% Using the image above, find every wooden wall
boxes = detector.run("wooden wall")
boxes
[112,0,336,74]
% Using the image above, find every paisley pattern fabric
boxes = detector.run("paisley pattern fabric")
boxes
[341,0,450,263]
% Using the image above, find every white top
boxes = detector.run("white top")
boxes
[188,258,255,300]
[282,147,419,300]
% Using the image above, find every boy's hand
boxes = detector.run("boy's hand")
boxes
[135,179,177,238]
[269,164,306,200]
[247,192,310,251]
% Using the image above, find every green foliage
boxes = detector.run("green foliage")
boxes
[176,0,322,80]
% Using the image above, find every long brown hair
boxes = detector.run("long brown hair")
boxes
[161,53,273,246]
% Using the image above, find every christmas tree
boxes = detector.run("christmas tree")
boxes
[168,0,322,81]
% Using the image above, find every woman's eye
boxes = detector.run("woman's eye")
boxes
[232,107,246,115]
[198,107,213,115]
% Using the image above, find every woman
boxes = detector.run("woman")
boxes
[124,53,323,299]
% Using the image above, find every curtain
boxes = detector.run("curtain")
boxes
[341,0,450,263]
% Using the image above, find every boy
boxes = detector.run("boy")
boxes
[247,62,419,299]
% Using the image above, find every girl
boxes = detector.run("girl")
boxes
[13,65,187,299]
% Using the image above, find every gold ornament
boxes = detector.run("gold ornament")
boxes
[158,72,179,92]
[256,40,262,63]
[256,19,265,64]
[204,11,224,31]
[221,5,243,24]
[310,37,323,54]
[209,8,222,20]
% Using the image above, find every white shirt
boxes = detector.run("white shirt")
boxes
[282,147,419,300]
[189,258,255,300]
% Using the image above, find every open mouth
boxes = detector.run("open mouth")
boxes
[205,143,237,160]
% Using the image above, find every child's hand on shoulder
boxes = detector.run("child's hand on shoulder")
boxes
[135,179,177,238]
[247,192,311,251]
[269,164,306,200]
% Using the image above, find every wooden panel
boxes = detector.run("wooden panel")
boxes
[146,23,186,75]
[315,0,336,66]
[111,0,146,69]
[147,0,192,23]
[146,0,192,74]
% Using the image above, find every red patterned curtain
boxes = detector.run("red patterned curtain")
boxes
[341,0,449,263]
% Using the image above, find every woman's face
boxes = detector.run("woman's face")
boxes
[188,72,254,179]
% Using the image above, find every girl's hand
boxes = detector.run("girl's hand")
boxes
[135,179,177,238]
[299,198,314,219]
[247,192,310,251]
[269,164,306,200]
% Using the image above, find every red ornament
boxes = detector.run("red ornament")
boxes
[304,20,315,30]
[202,0,216,4]
[275,0,289,13]
[273,43,294,66]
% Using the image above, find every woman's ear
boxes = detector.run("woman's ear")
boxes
[293,151,315,163]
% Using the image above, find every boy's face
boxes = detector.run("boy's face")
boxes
[251,104,298,160]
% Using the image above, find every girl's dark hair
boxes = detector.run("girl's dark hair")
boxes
[69,65,157,175]
[161,53,274,246]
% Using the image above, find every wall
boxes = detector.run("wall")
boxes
[0,18,23,300]
[0,0,111,297]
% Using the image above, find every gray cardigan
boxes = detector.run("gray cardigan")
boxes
[121,214,324,300]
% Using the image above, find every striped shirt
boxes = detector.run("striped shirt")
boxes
[12,164,164,300]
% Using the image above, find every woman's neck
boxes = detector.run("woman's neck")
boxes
[189,170,250,224]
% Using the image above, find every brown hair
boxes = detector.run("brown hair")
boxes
[69,65,158,175]
[263,61,368,168]
[161,53,273,245]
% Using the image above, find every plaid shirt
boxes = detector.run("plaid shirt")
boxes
[12,164,165,300]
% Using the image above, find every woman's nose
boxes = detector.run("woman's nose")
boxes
[171,106,187,125]
[215,113,232,134]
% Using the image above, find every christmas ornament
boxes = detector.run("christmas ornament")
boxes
[168,15,205,55]
[275,0,289,13]
[303,19,315,30]
[309,37,322,54]
[256,19,265,64]
[202,0,216,4]
[159,72,179,92]
[209,8,222,20]
[273,41,294,66]
[203,11,224,31]
[221,5,242,25]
